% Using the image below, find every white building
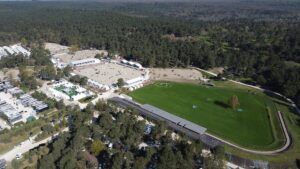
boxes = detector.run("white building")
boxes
[3,46,14,55]
[0,44,31,59]
[120,59,143,70]
[13,45,31,56]
[0,47,8,58]
[69,58,100,67]
[121,59,128,64]
[125,76,145,88]
[134,63,143,69]
[87,79,110,91]
[51,58,68,69]
[48,80,94,101]
[0,92,38,125]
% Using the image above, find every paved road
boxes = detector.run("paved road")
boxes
[0,128,68,162]
[110,97,290,155]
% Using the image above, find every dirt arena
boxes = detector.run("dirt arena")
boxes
[74,62,145,85]
[150,68,203,82]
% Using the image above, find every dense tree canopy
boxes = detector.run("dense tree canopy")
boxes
[36,100,206,169]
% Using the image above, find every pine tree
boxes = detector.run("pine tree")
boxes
[229,95,240,109]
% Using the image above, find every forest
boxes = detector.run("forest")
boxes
[26,100,224,169]
[0,1,299,106]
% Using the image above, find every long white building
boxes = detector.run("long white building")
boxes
[69,58,100,67]
[0,44,31,59]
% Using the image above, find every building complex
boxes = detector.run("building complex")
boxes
[0,44,31,59]
[0,81,48,125]
[47,43,149,92]
[46,80,94,101]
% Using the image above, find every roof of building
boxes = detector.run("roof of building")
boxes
[0,102,22,122]
[141,104,207,135]
[0,44,31,57]
[121,59,128,63]
[125,76,145,85]
[70,58,100,65]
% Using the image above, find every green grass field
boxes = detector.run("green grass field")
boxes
[128,81,285,150]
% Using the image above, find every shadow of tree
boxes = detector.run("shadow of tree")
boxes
[297,118,300,127]
[296,159,300,169]
[214,101,230,109]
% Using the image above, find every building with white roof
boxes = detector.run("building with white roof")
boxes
[0,44,31,59]
[13,45,31,56]
[0,47,8,58]
[87,79,110,91]
[3,46,14,55]
[120,59,143,70]
[121,59,128,64]
[47,80,94,101]
[125,76,145,88]
[0,92,39,125]
[69,58,100,67]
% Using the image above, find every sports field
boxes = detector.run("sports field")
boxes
[128,81,285,150]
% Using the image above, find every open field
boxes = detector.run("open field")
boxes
[224,98,300,167]
[128,81,285,150]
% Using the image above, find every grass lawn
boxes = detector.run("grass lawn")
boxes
[225,101,300,168]
[128,81,285,150]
